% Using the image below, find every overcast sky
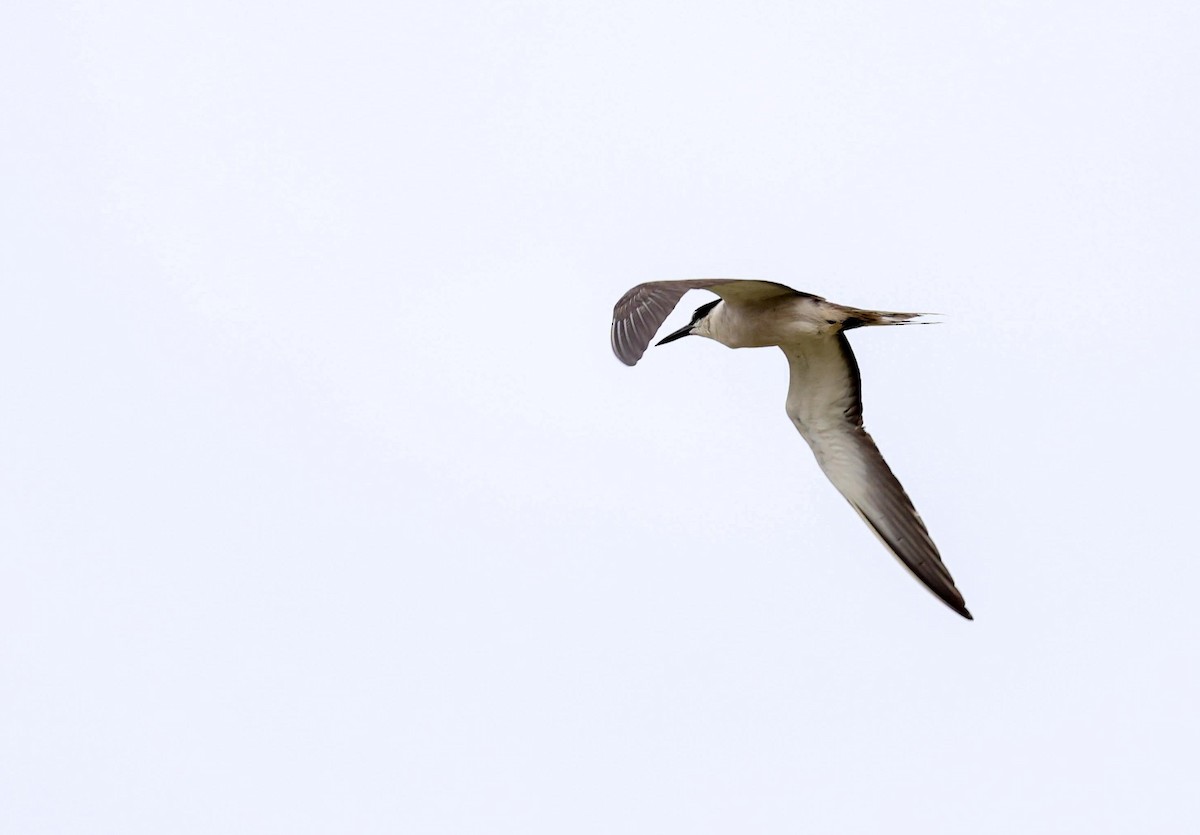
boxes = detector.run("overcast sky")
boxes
[4,1,1199,832]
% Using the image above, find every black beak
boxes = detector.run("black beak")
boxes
[655,323,694,346]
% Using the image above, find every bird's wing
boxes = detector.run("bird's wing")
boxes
[782,336,971,619]
[611,279,810,366]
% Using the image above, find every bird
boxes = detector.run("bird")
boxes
[611,279,971,619]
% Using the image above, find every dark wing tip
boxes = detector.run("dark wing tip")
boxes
[918,573,973,620]
[850,492,972,621]
[610,318,645,365]
[925,575,973,620]
[610,281,705,366]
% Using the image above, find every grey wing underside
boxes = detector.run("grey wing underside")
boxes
[610,279,813,366]
[783,336,972,619]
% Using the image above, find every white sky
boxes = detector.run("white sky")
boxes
[3,1,1199,832]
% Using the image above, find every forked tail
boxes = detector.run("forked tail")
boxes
[838,306,939,329]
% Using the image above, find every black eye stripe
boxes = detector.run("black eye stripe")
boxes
[691,299,720,323]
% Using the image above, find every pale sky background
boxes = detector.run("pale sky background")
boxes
[3,1,1199,832]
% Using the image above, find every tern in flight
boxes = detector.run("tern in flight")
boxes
[611,279,971,619]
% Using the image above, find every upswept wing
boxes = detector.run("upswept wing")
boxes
[782,335,971,619]
[610,279,807,366]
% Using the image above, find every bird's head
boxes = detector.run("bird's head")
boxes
[655,299,720,348]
